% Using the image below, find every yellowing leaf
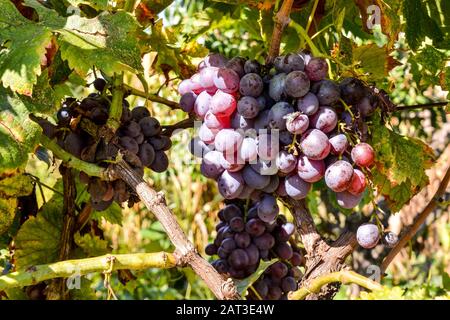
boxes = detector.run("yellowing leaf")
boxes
[371,114,434,212]
[74,233,109,257]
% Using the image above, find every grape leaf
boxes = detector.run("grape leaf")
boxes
[20,0,144,77]
[234,259,276,296]
[403,0,444,50]
[0,0,53,96]
[0,198,16,235]
[91,201,123,226]
[0,173,34,199]
[0,87,42,173]
[74,232,109,257]
[370,115,434,212]
[14,196,63,270]
[66,0,108,11]
[352,44,389,82]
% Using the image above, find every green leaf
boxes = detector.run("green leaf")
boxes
[403,0,444,50]
[234,259,276,296]
[0,0,53,95]
[14,196,63,270]
[66,0,108,11]
[0,198,16,235]
[352,44,389,82]
[0,87,42,173]
[91,201,123,225]
[370,114,434,212]
[0,173,33,198]
[74,232,109,257]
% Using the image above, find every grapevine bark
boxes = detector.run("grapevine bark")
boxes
[266,0,295,64]
[287,198,358,300]
[113,160,240,300]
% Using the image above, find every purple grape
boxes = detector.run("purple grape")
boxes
[261,175,280,193]
[251,159,278,176]
[336,191,363,209]
[329,134,348,155]
[257,194,279,223]
[189,136,212,158]
[284,71,310,98]
[214,129,243,153]
[242,165,271,190]
[279,131,294,145]
[228,249,250,270]
[297,92,319,115]
[290,252,304,266]
[257,133,279,160]
[231,112,255,131]
[240,73,264,97]
[274,53,305,73]
[324,160,354,192]
[274,242,294,260]
[356,223,380,249]
[180,92,197,113]
[217,170,245,199]
[305,57,328,81]
[214,68,240,93]
[239,137,258,162]
[223,204,242,221]
[203,53,228,68]
[234,232,251,248]
[150,151,169,173]
[270,262,289,278]
[316,80,340,105]
[309,106,338,133]
[268,73,287,102]
[205,244,217,256]
[285,174,311,200]
[253,233,275,250]
[268,102,295,130]
[297,155,325,183]
[222,238,237,252]
[226,57,246,77]
[285,112,309,134]
[244,59,261,74]
[339,77,366,105]
[229,216,245,232]
[299,129,331,160]
[245,218,266,237]
[276,150,298,174]
[200,150,225,179]
[237,96,259,119]
[254,109,270,130]
[138,143,156,167]
[246,244,260,265]
[281,276,297,292]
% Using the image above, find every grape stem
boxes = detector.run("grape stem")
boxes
[266,0,295,64]
[106,74,125,132]
[0,252,177,291]
[288,270,383,300]
[161,116,196,136]
[123,84,181,110]
[381,159,450,274]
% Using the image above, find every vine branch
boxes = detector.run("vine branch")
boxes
[381,161,450,274]
[123,84,180,110]
[112,160,240,300]
[395,101,448,112]
[161,117,196,136]
[0,253,176,291]
[266,0,295,64]
[288,270,383,300]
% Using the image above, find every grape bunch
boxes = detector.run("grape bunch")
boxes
[205,200,305,300]
[37,78,171,211]
[182,52,379,209]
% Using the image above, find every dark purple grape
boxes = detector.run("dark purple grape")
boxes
[245,218,266,237]
[290,252,304,266]
[237,96,259,119]
[284,71,310,98]
[213,259,229,273]
[234,232,251,248]
[229,216,245,232]
[139,117,161,137]
[138,143,156,167]
[267,286,283,300]
[222,238,237,252]
[223,204,242,221]
[253,280,269,298]
[268,102,294,130]
[228,249,250,270]
[180,92,197,113]
[257,194,279,223]
[244,59,261,74]
[217,247,229,259]
[93,78,107,92]
[149,151,169,172]
[270,261,289,278]
[281,276,297,292]
[246,244,260,265]
[274,242,293,260]
[63,132,84,158]
[253,233,275,250]
[203,53,228,68]
[316,80,340,105]
[309,106,338,133]
[268,73,287,102]
[305,57,328,81]
[123,121,141,138]
[274,53,305,73]
[205,244,217,256]
[57,107,72,126]
[296,92,319,115]
[339,77,366,105]
[149,135,172,151]
[240,73,264,97]
[119,136,139,154]
[226,57,246,77]
[131,106,151,122]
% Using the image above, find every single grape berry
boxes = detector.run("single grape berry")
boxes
[351,143,375,167]
[93,78,107,92]
[57,107,72,126]
[356,223,380,249]
[382,231,399,248]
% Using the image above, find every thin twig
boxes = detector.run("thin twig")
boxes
[266,0,295,64]
[381,162,450,274]
[395,101,448,112]
[161,117,195,136]
[123,84,180,110]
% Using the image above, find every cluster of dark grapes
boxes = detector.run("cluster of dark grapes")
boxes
[37,78,171,211]
[181,52,379,210]
[205,201,305,300]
